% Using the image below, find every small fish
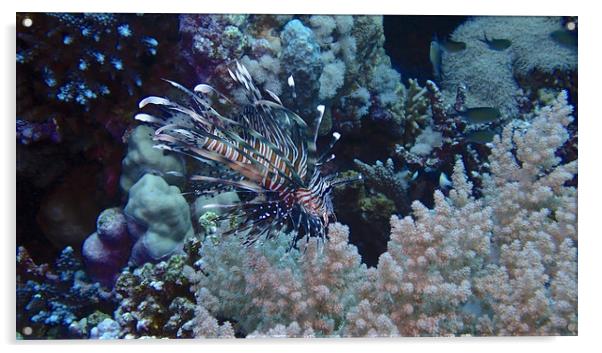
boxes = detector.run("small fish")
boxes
[439,172,452,190]
[480,33,511,51]
[430,36,467,79]
[551,29,577,49]
[466,129,496,144]
[411,170,419,181]
[458,107,501,124]
[429,39,443,79]
[441,39,466,52]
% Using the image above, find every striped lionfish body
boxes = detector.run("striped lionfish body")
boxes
[135,62,352,245]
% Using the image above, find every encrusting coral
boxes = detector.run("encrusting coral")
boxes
[441,16,576,118]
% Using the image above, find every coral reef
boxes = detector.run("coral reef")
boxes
[392,80,492,196]
[35,165,108,250]
[280,19,324,118]
[16,13,184,266]
[124,174,193,266]
[17,13,172,112]
[177,14,423,139]
[362,159,493,335]
[178,14,250,82]
[474,91,577,335]
[89,318,121,339]
[15,13,578,340]
[16,118,61,145]
[186,223,371,336]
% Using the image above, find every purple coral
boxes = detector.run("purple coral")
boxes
[82,208,132,287]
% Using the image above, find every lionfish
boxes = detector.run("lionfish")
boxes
[135,61,357,245]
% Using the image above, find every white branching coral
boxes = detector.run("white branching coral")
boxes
[187,223,370,336]
[474,91,578,335]
[185,92,576,337]
[357,159,493,336]
[179,303,235,338]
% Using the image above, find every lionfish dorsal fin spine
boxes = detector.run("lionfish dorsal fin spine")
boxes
[264,88,283,105]
[139,96,171,109]
[134,113,163,124]
[313,105,325,147]
[198,116,305,187]
[193,83,213,94]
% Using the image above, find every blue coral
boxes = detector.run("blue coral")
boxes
[16,13,165,111]
[17,246,113,339]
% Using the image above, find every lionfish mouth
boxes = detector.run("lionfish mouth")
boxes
[135,61,348,246]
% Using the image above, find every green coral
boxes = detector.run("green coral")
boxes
[358,192,396,225]
[222,25,246,58]
[199,211,219,240]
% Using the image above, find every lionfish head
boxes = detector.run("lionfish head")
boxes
[299,168,363,235]
[298,172,335,228]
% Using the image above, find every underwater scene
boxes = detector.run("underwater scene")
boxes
[16,13,578,339]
